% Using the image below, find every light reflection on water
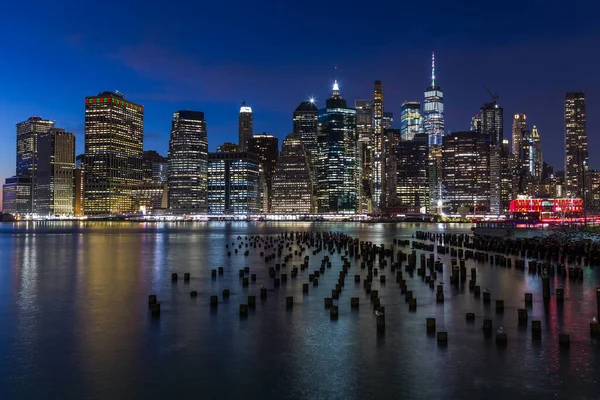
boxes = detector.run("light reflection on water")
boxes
[0,221,598,400]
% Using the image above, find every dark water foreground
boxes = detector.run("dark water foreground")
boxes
[0,222,599,400]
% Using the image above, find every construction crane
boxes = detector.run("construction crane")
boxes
[485,87,499,103]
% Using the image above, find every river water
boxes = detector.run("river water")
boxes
[0,221,598,400]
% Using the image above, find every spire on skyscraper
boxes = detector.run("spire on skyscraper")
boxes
[331,80,341,98]
[431,52,435,87]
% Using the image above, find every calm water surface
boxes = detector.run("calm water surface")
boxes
[0,221,599,400]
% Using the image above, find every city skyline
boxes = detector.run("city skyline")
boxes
[2,1,599,199]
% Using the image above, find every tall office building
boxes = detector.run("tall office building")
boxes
[442,131,491,214]
[511,114,527,157]
[372,81,384,211]
[2,176,32,215]
[396,133,429,212]
[238,101,253,152]
[35,128,75,216]
[74,154,85,217]
[565,92,587,198]
[316,81,358,213]
[531,126,542,180]
[271,133,314,214]
[481,101,504,214]
[384,128,401,208]
[248,133,279,213]
[217,142,239,153]
[167,110,208,214]
[400,101,424,141]
[207,151,260,214]
[139,150,167,212]
[15,117,55,213]
[423,53,445,147]
[293,100,318,168]
[83,92,144,215]
[356,100,373,213]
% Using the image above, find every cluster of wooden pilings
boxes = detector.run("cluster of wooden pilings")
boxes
[147,229,600,346]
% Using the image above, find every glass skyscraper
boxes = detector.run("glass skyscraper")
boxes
[565,92,587,199]
[167,110,208,214]
[316,81,358,213]
[400,101,424,141]
[423,53,445,147]
[238,102,253,152]
[293,100,318,170]
[355,99,373,213]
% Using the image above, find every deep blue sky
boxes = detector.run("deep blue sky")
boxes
[1,0,598,199]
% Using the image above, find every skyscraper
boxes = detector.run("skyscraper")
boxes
[511,114,527,158]
[293,100,318,168]
[248,133,279,213]
[143,150,168,183]
[442,131,491,214]
[35,128,75,216]
[400,101,424,141]
[531,126,543,180]
[481,101,504,214]
[207,151,260,214]
[355,100,373,213]
[271,133,314,214]
[565,92,587,198]
[396,133,429,212]
[167,110,208,214]
[238,101,253,152]
[423,53,445,147]
[372,81,384,211]
[83,92,144,215]
[316,81,358,213]
[16,117,55,213]
[383,112,394,130]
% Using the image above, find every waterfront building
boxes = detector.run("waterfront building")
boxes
[442,131,491,214]
[396,133,429,212]
[372,81,384,211]
[565,92,587,198]
[83,91,144,215]
[207,151,260,214]
[423,52,445,147]
[271,133,314,214]
[2,176,31,215]
[248,133,279,213]
[238,101,253,152]
[400,101,424,141]
[35,128,75,216]
[16,117,55,213]
[481,101,504,214]
[167,110,208,214]
[355,99,373,213]
[316,81,358,213]
[74,155,84,217]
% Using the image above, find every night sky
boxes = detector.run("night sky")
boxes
[1,0,598,199]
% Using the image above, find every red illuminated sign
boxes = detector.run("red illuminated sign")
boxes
[510,198,582,214]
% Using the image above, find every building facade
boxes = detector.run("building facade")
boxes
[15,117,55,213]
[511,114,527,158]
[442,131,491,214]
[35,128,75,216]
[207,151,260,214]
[293,100,318,170]
[372,81,384,211]
[565,92,587,198]
[2,176,31,215]
[271,134,314,214]
[83,92,144,215]
[248,133,279,213]
[400,101,424,141]
[167,110,208,214]
[238,102,253,152]
[316,81,358,213]
[423,53,445,147]
[356,99,373,213]
[481,101,504,214]
[396,133,429,212]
